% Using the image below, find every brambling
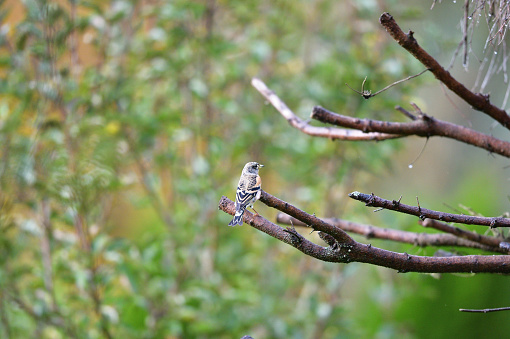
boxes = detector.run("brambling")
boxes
[228,162,264,226]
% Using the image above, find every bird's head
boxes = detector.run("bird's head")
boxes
[243,162,264,175]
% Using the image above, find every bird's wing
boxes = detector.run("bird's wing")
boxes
[235,176,260,210]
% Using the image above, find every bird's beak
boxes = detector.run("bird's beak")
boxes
[259,164,264,168]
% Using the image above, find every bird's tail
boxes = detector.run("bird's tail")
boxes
[228,209,244,226]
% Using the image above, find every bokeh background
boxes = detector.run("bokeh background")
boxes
[1,0,510,338]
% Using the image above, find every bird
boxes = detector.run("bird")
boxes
[228,162,264,226]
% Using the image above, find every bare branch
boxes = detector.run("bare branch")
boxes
[349,191,510,227]
[379,12,510,129]
[235,10,510,275]
[218,195,352,263]
[311,106,510,158]
[462,0,470,68]
[395,105,417,120]
[460,306,510,313]
[277,213,506,253]
[259,191,355,244]
[218,192,510,273]
[251,78,401,141]
[420,219,509,251]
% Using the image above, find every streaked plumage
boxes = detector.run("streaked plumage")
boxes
[228,162,264,226]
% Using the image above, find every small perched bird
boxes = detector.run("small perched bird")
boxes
[228,162,264,226]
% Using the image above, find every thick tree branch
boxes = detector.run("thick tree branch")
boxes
[379,12,510,129]
[218,195,352,263]
[276,213,507,254]
[218,193,510,273]
[349,191,510,227]
[258,191,355,244]
[312,106,510,158]
[251,78,401,141]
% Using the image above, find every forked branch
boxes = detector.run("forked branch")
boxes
[218,191,510,273]
[236,11,510,274]
[420,219,508,250]
[379,12,510,129]
[251,78,401,141]
[276,213,507,253]
[312,106,510,158]
[252,78,510,158]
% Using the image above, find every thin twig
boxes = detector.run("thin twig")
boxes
[395,105,417,120]
[447,39,464,71]
[460,306,510,313]
[407,137,429,169]
[346,69,429,99]
[420,219,508,252]
[462,0,470,68]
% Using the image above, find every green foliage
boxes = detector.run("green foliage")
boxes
[3,1,504,338]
